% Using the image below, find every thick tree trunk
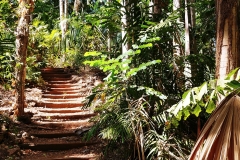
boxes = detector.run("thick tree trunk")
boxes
[13,0,34,117]
[215,1,240,79]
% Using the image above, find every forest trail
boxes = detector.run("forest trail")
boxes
[20,68,104,160]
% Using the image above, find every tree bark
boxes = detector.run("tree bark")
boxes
[184,0,191,87]
[13,0,34,117]
[173,0,181,56]
[190,0,196,55]
[121,0,129,54]
[215,1,240,79]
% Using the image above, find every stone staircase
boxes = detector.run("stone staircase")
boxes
[20,68,102,160]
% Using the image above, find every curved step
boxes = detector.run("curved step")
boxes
[37,108,88,113]
[46,87,86,91]
[43,77,72,81]
[31,120,93,129]
[42,73,72,78]
[33,112,97,120]
[44,90,90,95]
[20,141,100,151]
[42,98,85,102]
[36,101,84,108]
[47,84,81,88]
[42,94,86,99]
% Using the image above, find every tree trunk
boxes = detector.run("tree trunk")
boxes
[190,0,196,55]
[59,0,65,39]
[13,0,34,117]
[173,0,181,56]
[184,0,192,87]
[184,0,190,56]
[215,1,240,79]
[107,0,111,52]
[121,0,129,54]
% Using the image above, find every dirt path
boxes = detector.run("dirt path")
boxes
[0,68,106,160]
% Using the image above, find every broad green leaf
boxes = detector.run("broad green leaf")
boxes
[236,69,240,80]
[192,104,201,117]
[138,43,153,49]
[171,117,179,127]
[206,100,215,113]
[225,68,239,80]
[168,100,183,116]
[145,37,160,43]
[183,108,190,120]
[132,44,138,49]
[84,51,102,57]
[176,110,182,121]
[226,80,240,89]
[196,82,208,100]
[182,90,191,107]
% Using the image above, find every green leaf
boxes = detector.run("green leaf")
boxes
[206,100,215,113]
[225,68,239,80]
[226,80,240,89]
[183,108,190,120]
[168,100,183,116]
[192,104,202,117]
[171,117,179,127]
[138,43,153,49]
[176,110,182,121]
[196,82,208,100]
[182,90,191,107]
[84,51,102,57]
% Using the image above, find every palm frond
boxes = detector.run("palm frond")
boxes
[189,89,240,159]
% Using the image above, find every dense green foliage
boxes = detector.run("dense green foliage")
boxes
[1,0,236,159]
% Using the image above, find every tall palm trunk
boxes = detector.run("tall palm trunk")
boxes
[13,0,34,117]
[215,0,240,79]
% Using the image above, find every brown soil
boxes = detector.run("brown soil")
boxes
[0,68,125,160]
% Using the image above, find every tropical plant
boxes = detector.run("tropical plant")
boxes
[167,68,240,127]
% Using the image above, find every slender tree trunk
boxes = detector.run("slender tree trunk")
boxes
[60,0,68,63]
[215,1,240,79]
[13,0,34,117]
[190,0,196,55]
[59,0,64,39]
[184,0,191,87]
[121,0,129,54]
[184,0,190,56]
[73,0,81,14]
[107,0,111,52]
[173,0,181,56]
